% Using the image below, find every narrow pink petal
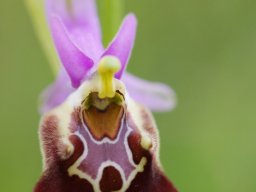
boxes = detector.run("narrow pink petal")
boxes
[123,73,176,112]
[49,16,94,88]
[102,14,137,79]
[40,69,74,114]
[46,0,104,62]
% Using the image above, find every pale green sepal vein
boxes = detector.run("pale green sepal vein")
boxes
[98,0,125,47]
[25,0,60,75]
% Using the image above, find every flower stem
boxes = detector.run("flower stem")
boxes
[99,0,125,47]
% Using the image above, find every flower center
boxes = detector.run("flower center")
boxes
[82,92,125,140]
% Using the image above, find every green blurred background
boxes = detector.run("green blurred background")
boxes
[1,0,256,191]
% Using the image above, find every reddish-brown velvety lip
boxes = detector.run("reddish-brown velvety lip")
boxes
[35,95,177,192]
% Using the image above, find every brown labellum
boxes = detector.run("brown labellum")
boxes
[35,90,177,192]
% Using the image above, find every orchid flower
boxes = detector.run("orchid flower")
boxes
[27,0,177,191]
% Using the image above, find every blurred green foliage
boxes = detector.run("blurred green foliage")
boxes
[0,0,256,191]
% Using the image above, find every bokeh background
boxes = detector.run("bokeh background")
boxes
[1,0,256,191]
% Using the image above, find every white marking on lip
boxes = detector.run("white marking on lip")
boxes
[68,122,148,192]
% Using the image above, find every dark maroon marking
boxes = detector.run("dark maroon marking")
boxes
[128,131,148,165]
[35,128,94,192]
[99,166,123,192]
[63,135,84,168]
[126,108,178,192]
[126,154,177,192]
[34,165,94,192]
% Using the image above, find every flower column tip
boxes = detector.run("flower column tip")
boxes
[98,56,121,99]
